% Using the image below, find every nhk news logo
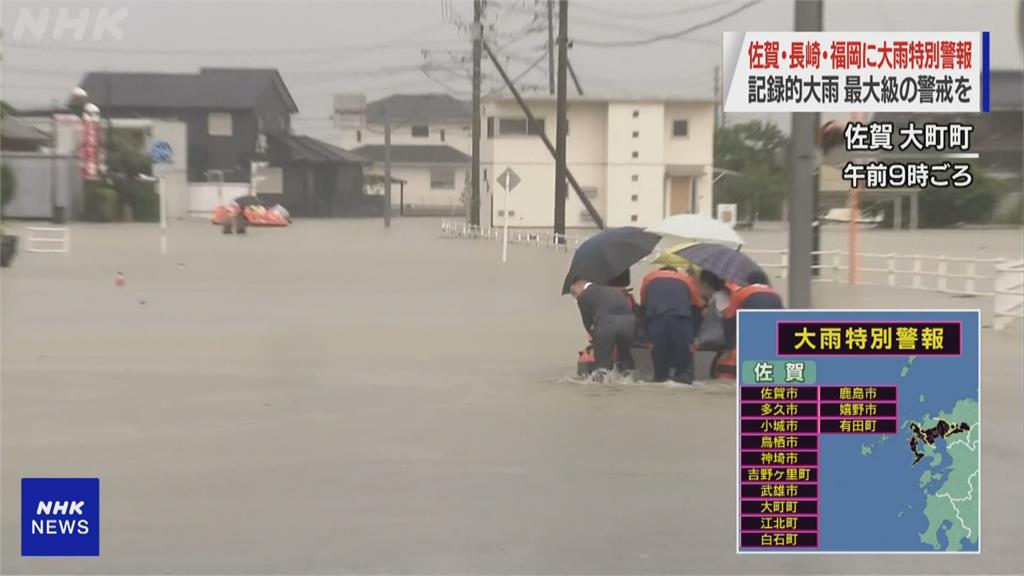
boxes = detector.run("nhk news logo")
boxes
[21,478,100,556]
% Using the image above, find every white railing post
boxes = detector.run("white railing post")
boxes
[887,253,896,287]
[965,261,976,294]
[832,252,841,283]
[994,259,1024,331]
[780,250,789,280]
[913,256,923,289]
[937,256,948,292]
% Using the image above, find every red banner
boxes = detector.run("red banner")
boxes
[80,117,100,181]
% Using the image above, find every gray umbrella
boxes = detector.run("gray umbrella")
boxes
[677,243,764,285]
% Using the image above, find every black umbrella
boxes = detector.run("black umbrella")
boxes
[562,227,661,294]
[234,195,261,208]
[677,243,764,285]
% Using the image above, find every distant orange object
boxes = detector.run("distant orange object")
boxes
[211,204,289,227]
[114,272,125,287]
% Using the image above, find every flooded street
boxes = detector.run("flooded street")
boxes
[2,218,1021,574]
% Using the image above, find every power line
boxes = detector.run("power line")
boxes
[573,0,763,48]
[575,0,734,20]
[3,36,460,57]
[570,13,719,47]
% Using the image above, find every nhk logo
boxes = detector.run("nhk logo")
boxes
[32,500,90,535]
[12,7,127,41]
[22,478,100,556]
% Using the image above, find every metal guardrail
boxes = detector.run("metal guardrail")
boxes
[441,219,1024,330]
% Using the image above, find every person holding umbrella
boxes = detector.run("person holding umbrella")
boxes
[569,278,637,376]
[638,266,702,383]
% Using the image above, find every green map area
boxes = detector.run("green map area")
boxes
[858,356,980,551]
[915,399,980,551]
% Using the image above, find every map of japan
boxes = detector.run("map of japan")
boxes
[737,310,980,553]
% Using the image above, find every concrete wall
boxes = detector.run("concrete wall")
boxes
[1,153,81,219]
[606,102,665,227]
[188,182,252,216]
[147,119,189,219]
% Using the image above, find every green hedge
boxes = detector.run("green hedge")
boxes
[1,163,15,210]
[84,186,119,222]
[133,184,160,222]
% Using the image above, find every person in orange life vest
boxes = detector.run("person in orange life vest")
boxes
[722,269,785,348]
[639,266,702,383]
[569,278,636,374]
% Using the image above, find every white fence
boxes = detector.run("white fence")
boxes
[440,218,1024,330]
[25,226,71,254]
[994,259,1024,330]
[441,219,583,251]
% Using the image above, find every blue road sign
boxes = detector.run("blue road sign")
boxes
[150,141,173,164]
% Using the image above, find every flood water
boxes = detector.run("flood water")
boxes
[2,218,1021,574]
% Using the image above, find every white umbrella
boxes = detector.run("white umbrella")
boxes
[647,214,744,248]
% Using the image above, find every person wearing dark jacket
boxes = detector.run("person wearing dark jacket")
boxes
[569,278,636,373]
[639,266,702,383]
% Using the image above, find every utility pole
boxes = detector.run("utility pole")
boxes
[553,0,569,238]
[547,0,556,95]
[470,0,482,226]
[713,65,721,127]
[789,0,822,308]
[50,98,59,223]
[384,106,392,229]
[483,41,603,228]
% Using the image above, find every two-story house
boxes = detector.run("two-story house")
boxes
[336,93,471,214]
[81,68,298,183]
[78,68,369,218]
[480,96,715,229]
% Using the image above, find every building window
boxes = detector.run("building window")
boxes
[208,112,233,136]
[497,117,544,137]
[632,110,639,118]
[631,214,639,222]
[498,209,515,217]
[631,174,639,182]
[632,130,639,138]
[631,151,639,159]
[672,119,689,138]
[631,194,639,202]
[356,130,362,143]
[430,166,456,189]
[440,129,446,142]
[581,186,598,199]
[411,125,429,138]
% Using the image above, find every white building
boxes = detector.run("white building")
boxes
[480,96,714,229]
[335,93,471,213]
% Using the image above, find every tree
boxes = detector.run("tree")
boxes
[714,120,789,221]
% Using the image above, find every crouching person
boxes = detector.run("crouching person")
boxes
[569,278,636,375]
[640,266,702,384]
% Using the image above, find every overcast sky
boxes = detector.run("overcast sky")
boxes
[2,0,1022,141]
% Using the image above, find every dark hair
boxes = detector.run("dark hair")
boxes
[700,269,725,291]
[746,270,771,286]
[659,265,677,272]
